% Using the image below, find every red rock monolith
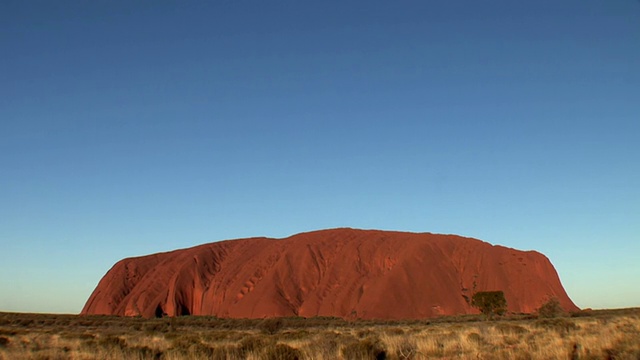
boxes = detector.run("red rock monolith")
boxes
[82,228,578,318]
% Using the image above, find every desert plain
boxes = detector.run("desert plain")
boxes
[1,307,639,360]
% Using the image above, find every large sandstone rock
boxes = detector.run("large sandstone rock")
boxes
[82,228,578,318]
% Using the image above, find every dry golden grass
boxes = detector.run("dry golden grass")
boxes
[0,309,638,359]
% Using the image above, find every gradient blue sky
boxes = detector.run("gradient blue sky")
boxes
[1,1,639,314]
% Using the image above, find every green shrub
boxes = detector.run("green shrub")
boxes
[537,298,566,318]
[471,291,507,319]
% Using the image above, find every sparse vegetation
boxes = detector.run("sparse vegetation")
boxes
[259,317,285,335]
[0,309,639,359]
[537,297,566,318]
[471,291,507,319]
[341,336,386,359]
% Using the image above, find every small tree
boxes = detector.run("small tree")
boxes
[537,297,566,318]
[472,291,507,319]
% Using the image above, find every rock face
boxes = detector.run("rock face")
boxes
[82,228,578,319]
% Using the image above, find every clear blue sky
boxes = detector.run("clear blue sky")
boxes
[1,1,638,314]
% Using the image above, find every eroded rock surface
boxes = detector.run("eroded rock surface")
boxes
[82,228,578,318]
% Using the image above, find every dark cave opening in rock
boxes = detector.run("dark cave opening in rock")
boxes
[177,303,191,316]
[155,304,164,318]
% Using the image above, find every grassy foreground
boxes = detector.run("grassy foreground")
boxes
[0,309,639,359]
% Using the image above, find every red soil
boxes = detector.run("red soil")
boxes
[81,228,578,319]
